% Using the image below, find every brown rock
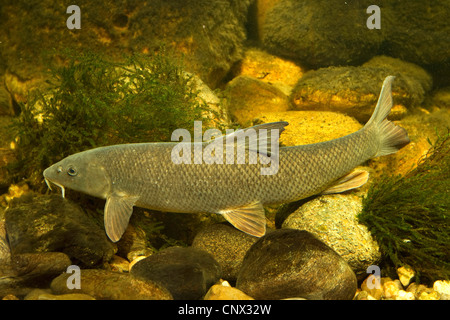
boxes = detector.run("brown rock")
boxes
[291,62,432,122]
[51,269,172,300]
[224,76,291,125]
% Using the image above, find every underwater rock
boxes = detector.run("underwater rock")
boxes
[231,47,304,95]
[260,0,383,69]
[130,246,222,300]
[0,252,71,299]
[224,75,291,125]
[0,0,253,89]
[0,147,15,193]
[0,77,14,116]
[383,1,450,86]
[397,265,415,287]
[115,223,154,263]
[191,223,258,282]
[282,194,381,276]
[184,72,231,128]
[433,280,450,300]
[204,280,254,300]
[236,229,357,300]
[428,87,450,109]
[24,288,95,300]
[50,269,172,300]
[290,62,432,122]
[255,110,362,147]
[4,194,115,267]
[0,220,10,263]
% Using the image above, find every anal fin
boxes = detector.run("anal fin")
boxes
[104,194,139,242]
[322,169,369,195]
[219,201,266,237]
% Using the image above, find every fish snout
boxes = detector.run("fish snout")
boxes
[43,165,66,198]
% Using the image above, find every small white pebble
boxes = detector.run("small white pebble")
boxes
[433,280,450,300]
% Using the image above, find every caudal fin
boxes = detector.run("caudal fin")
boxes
[365,76,410,157]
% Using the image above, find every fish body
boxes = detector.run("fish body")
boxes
[43,76,409,242]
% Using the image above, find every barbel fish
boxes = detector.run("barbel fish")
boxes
[43,76,409,242]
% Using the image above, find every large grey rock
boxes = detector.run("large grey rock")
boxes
[383,1,450,86]
[236,229,357,300]
[261,0,384,69]
[131,246,222,300]
[5,194,115,267]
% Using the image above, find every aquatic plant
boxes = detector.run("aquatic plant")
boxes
[358,132,450,284]
[9,49,208,190]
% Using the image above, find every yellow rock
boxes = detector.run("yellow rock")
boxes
[204,281,254,300]
[395,290,415,300]
[109,255,130,273]
[397,265,415,287]
[361,276,383,300]
[256,110,362,147]
[224,76,291,125]
[233,47,303,94]
[382,279,403,299]
[433,280,450,300]
[419,290,440,300]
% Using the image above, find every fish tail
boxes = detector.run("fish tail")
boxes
[365,76,410,157]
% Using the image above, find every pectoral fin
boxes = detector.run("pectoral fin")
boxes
[219,201,266,237]
[104,194,139,242]
[322,169,369,195]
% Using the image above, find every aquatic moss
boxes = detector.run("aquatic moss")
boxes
[358,131,450,284]
[9,49,208,190]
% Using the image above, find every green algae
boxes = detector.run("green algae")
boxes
[8,49,208,190]
[358,131,450,284]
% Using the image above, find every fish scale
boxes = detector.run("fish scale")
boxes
[43,76,410,242]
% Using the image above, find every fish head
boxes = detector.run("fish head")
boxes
[43,150,110,199]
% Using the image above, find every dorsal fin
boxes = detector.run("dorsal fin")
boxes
[208,121,288,156]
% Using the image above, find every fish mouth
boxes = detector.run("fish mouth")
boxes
[44,177,66,198]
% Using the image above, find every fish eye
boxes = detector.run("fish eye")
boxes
[67,166,78,176]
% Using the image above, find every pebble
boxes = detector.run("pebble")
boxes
[395,290,415,300]
[418,290,440,300]
[397,265,415,287]
[204,280,254,300]
[382,279,403,299]
[433,280,450,300]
